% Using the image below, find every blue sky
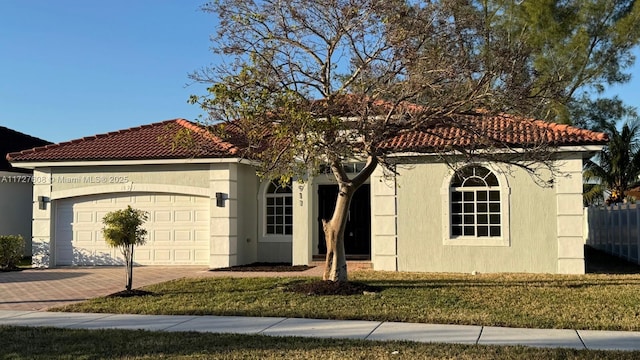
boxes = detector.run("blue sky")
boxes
[1,1,639,144]
[1,0,213,143]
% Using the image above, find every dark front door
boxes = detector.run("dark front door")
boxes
[318,184,371,257]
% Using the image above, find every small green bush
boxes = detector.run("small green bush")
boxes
[0,235,25,270]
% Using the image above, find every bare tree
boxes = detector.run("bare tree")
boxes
[189,0,628,282]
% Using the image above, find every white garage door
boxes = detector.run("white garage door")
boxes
[54,193,210,266]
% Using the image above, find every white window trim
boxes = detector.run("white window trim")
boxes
[259,181,293,243]
[440,164,511,247]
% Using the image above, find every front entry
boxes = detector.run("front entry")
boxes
[317,184,371,258]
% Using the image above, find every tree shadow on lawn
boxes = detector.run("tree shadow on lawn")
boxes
[357,247,640,292]
[134,247,640,297]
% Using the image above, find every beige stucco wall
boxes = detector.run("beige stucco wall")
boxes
[554,155,587,273]
[258,242,293,262]
[32,168,53,267]
[0,171,34,256]
[392,161,560,273]
[48,164,211,193]
[236,165,259,264]
[292,178,314,265]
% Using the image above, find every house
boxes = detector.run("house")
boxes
[0,126,51,255]
[7,117,607,273]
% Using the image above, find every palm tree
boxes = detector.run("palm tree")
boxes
[584,121,640,206]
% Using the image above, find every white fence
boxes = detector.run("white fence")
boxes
[585,204,640,265]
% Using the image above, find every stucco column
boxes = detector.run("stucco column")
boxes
[555,157,586,274]
[32,168,52,268]
[371,166,397,271]
[209,163,239,268]
[292,178,314,265]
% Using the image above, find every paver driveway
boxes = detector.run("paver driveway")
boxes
[0,267,208,311]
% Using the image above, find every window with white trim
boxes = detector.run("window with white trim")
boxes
[450,166,502,238]
[265,182,293,235]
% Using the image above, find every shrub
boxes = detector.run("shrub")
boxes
[103,206,148,291]
[0,235,24,270]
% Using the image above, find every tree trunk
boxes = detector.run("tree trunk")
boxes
[125,244,134,291]
[322,155,379,282]
[322,183,354,282]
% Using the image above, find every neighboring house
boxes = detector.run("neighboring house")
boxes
[0,126,51,255]
[8,117,607,274]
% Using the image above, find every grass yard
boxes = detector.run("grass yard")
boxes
[1,325,639,360]
[54,271,640,331]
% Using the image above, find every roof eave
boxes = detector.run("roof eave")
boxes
[386,144,605,159]
[8,157,258,170]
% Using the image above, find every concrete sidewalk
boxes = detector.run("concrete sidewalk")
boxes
[1,310,639,351]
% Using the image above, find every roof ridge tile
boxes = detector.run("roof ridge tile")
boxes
[175,119,240,155]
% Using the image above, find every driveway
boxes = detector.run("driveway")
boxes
[0,267,208,311]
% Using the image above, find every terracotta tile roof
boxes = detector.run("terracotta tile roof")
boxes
[0,126,51,171]
[6,119,244,163]
[381,113,608,152]
[7,113,607,164]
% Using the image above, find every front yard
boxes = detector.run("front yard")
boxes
[54,271,640,331]
[7,249,640,359]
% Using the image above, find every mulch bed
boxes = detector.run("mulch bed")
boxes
[286,280,380,296]
[106,289,155,298]
[210,262,314,272]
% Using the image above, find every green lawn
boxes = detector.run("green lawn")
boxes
[1,325,638,360]
[54,271,640,331]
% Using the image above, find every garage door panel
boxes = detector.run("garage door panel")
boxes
[195,210,208,222]
[174,195,192,203]
[76,211,93,223]
[135,249,152,262]
[194,250,209,262]
[174,249,192,261]
[115,196,132,204]
[154,210,172,222]
[155,195,172,203]
[153,230,172,242]
[96,210,109,220]
[174,210,192,222]
[55,193,210,266]
[75,231,93,243]
[153,249,172,262]
[174,230,192,242]
[195,230,209,242]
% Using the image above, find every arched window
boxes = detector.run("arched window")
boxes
[450,166,501,238]
[265,181,293,235]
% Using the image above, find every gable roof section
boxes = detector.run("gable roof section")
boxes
[7,119,243,163]
[381,113,607,153]
[0,126,51,172]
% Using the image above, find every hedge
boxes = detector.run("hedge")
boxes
[0,235,24,270]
